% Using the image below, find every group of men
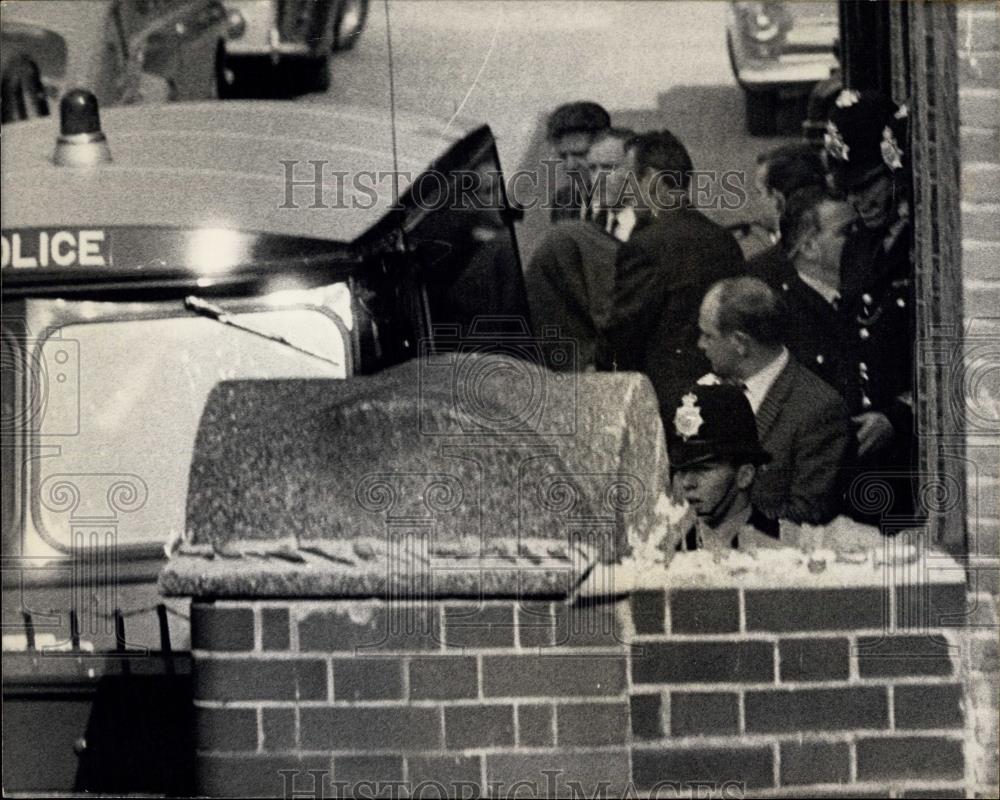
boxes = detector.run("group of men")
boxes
[526,91,915,549]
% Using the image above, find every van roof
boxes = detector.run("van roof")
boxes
[1,101,485,243]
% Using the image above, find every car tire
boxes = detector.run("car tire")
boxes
[331,0,369,52]
[744,89,778,136]
[1,58,50,124]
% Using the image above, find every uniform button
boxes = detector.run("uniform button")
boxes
[859,328,870,340]
[816,354,825,365]
[896,297,906,307]
[859,362,868,371]
[862,293,873,305]
[781,283,789,291]
[861,395,873,409]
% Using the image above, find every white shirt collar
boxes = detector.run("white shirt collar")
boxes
[613,206,637,241]
[796,272,841,307]
[742,347,789,414]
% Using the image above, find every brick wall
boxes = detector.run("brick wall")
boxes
[956,4,1000,797]
[188,555,972,798]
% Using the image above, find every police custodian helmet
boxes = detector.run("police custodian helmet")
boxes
[667,384,772,471]
[824,89,909,192]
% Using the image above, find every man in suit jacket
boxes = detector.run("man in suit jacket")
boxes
[599,130,745,411]
[697,277,852,524]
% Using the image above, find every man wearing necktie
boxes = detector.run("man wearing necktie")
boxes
[696,276,852,525]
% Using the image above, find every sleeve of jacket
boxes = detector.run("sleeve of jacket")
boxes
[598,233,664,370]
[524,229,589,339]
[782,393,854,524]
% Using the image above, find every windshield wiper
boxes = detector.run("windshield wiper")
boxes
[184,295,341,370]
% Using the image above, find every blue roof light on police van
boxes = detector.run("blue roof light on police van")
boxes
[53,89,112,167]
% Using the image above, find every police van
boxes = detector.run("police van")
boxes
[1,91,530,794]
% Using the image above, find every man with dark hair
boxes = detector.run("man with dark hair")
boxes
[666,384,782,550]
[546,101,612,223]
[748,142,828,281]
[526,127,637,370]
[697,276,852,524]
[600,129,745,410]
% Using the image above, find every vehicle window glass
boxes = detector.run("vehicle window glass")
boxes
[20,294,350,551]
[409,148,531,345]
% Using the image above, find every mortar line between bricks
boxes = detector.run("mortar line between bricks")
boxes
[887,684,895,731]
[476,653,484,699]
[737,690,746,735]
[629,628,952,641]
[402,655,411,702]
[849,738,858,783]
[253,606,263,653]
[627,730,966,751]
[627,677,961,692]
[696,779,969,800]
[738,589,746,633]
[255,706,263,754]
[326,657,335,703]
[194,696,637,709]
[772,740,780,790]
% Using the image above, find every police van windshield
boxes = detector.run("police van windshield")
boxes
[1,284,351,557]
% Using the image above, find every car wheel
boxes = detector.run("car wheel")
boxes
[1,58,50,124]
[744,89,777,136]
[331,0,369,52]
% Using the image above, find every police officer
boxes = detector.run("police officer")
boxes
[824,89,916,520]
[667,384,782,551]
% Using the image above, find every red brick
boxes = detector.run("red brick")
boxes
[333,755,403,798]
[194,658,327,702]
[444,604,514,649]
[963,207,1000,242]
[554,600,626,648]
[900,790,965,799]
[408,656,478,700]
[191,603,254,652]
[961,92,1000,131]
[963,164,1000,203]
[262,708,296,751]
[517,704,554,746]
[630,693,662,740]
[780,741,850,786]
[964,243,1000,281]
[300,707,441,751]
[670,692,739,736]
[894,684,964,729]
[195,707,258,752]
[779,638,849,682]
[745,687,888,733]
[895,583,967,629]
[961,127,1000,164]
[261,608,289,651]
[333,657,403,700]
[631,641,773,684]
[197,754,331,798]
[486,751,630,798]
[856,736,964,781]
[961,52,1000,91]
[482,655,626,697]
[632,746,773,791]
[557,702,629,746]
[517,601,554,648]
[630,591,666,634]
[856,635,955,677]
[669,589,739,633]
[745,588,887,631]
[406,755,482,795]
[298,606,440,653]
[445,705,513,749]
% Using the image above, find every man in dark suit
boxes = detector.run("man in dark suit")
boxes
[697,277,852,524]
[545,101,612,223]
[599,130,745,410]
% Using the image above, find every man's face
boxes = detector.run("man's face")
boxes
[674,460,744,521]
[810,199,856,272]
[554,131,595,174]
[586,136,627,208]
[697,292,741,379]
[847,168,895,229]
[607,146,641,209]
[754,163,782,228]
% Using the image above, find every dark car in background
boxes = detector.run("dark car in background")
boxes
[726,0,839,135]
[0,0,243,124]
[224,0,369,93]
[1,94,528,794]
